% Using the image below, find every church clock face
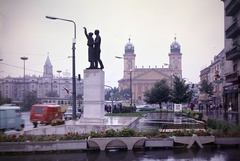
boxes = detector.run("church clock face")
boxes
[127,45,131,49]
[174,44,178,48]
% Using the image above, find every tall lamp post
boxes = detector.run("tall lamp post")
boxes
[20,57,28,100]
[57,70,62,97]
[46,16,77,119]
[115,56,133,110]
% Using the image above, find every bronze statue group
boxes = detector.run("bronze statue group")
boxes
[84,27,104,70]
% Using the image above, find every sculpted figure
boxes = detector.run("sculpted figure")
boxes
[94,29,104,69]
[83,27,95,69]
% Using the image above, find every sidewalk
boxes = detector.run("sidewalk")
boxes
[200,109,239,125]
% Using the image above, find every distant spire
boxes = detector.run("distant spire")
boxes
[129,35,131,42]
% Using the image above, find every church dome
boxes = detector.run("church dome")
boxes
[170,37,181,52]
[125,38,134,53]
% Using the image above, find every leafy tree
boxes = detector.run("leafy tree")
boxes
[144,79,171,108]
[0,92,12,105]
[0,92,4,105]
[105,87,120,101]
[199,79,214,96]
[22,91,40,111]
[120,88,131,101]
[45,91,58,97]
[171,75,190,104]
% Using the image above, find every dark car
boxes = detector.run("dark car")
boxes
[64,107,81,120]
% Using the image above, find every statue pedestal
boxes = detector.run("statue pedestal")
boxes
[82,69,105,122]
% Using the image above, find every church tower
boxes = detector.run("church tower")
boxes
[169,37,182,78]
[43,55,53,78]
[123,38,136,78]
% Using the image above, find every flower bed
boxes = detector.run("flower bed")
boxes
[0,132,89,142]
[1,126,240,152]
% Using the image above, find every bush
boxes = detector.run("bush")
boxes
[112,106,132,113]
[141,129,169,138]
[118,128,141,137]
[207,118,240,135]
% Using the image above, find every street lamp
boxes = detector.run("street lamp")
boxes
[115,56,133,110]
[57,70,62,97]
[46,16,77,119]
[20,57,28,100]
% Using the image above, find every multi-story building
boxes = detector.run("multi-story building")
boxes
[209,50,225,105]
[199,50,225,104]
[0,56,83,102]
[118,37,182,105]
[200,67,210,82]
[222,0,240,111]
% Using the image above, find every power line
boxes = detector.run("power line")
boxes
[0,62,42,74]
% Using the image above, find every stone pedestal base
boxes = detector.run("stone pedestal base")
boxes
[83,69,105,120]
[78,117,108,125]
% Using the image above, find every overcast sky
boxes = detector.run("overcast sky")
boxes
[0,0,224,87]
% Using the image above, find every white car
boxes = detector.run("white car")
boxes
[136,105,156,112]
[64,107,81,120]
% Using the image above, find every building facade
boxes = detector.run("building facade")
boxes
[0,56,83,102]
[118,37,182,105]
[222,0,240,111]
[207,50,225,105]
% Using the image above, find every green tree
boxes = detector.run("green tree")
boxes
[0,92,12,105]
[120,88,131,101]
[0,92,4,105]
[105,87,120,101]
[22,91,40,111]
[144,79,171,108]
[45,91,58,97]
[171,75,190,104]
[199,79,214,96]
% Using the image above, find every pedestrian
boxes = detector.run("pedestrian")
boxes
[198,103,202,111]
[224,103,227,113]
[190,103,194,111]
[228,102,232,112]
[108,105,112,113]
[133,104,136,112]
[119,103,122,113]
[219,103,223,110]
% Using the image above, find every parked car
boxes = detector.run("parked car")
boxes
[136,105,156,112]
[30,104,62,128]
[0,104,25,133]
[64,107,81,120]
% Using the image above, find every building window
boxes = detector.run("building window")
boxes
[233,64,237,72]
[138,85,142,94]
